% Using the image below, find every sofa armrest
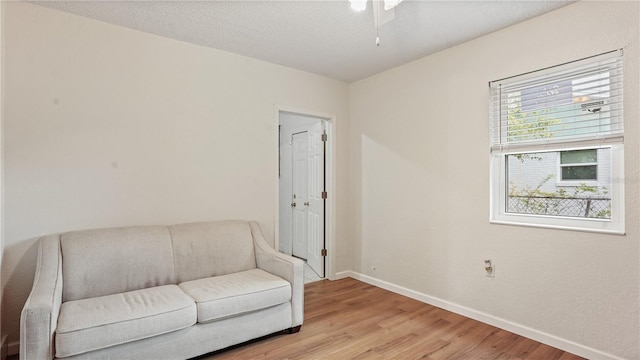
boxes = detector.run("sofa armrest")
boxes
[249,222,304,327]
[20,235,63,360]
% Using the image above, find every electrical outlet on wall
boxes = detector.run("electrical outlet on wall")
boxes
[484,259,495,278]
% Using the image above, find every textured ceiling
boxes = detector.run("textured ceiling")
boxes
[31,0,574,83]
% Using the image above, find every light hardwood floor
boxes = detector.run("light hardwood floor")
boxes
[200,278,585,360]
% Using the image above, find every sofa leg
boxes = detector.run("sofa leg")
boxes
[285,325,302,334]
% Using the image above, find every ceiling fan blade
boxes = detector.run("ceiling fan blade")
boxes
[384,0,404,11]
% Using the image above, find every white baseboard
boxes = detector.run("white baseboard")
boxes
[344,271,624,360]
[333,270,352,280]
[1,334,7,360]
[7,341,18,357]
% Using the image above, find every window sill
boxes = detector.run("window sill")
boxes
[489,217,625,235]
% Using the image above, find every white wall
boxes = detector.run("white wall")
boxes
[348,1,639,359]
[1,2,349,347]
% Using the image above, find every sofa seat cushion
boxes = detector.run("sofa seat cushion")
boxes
[179,268,291,323]
[55,285,196,358]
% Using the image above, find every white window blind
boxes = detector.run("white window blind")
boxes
[490,50,623,151]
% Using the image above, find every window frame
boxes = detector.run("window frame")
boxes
[489,50,625,234]
[490,144,624,234]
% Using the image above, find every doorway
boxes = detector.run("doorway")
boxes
[277,110,330,281]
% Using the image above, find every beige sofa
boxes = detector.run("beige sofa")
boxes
[20,220,304,360]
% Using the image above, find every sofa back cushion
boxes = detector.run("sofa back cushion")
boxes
[169,220,257,283]
[61,226,176,302]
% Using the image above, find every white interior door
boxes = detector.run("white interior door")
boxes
[291,132,308,259]
[306,122,325,277]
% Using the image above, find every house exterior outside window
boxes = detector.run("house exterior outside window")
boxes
[559,149,598,183]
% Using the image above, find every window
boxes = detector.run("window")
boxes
[490,50,624,233]
[559,149,597,183]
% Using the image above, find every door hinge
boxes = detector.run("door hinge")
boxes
[321,249,328,257]
[321,191,327,199]
[321,133,327,142]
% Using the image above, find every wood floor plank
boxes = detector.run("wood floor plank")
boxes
[503,336,543,359]
[199,278,586,360]
[526,343,566,360]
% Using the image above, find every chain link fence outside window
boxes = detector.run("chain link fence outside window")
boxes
[507,196,611,219]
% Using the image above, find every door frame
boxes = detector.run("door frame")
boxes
[274,105,336,280]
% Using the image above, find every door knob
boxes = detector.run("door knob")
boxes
[291,202,296,208]
[304,202,310,206]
